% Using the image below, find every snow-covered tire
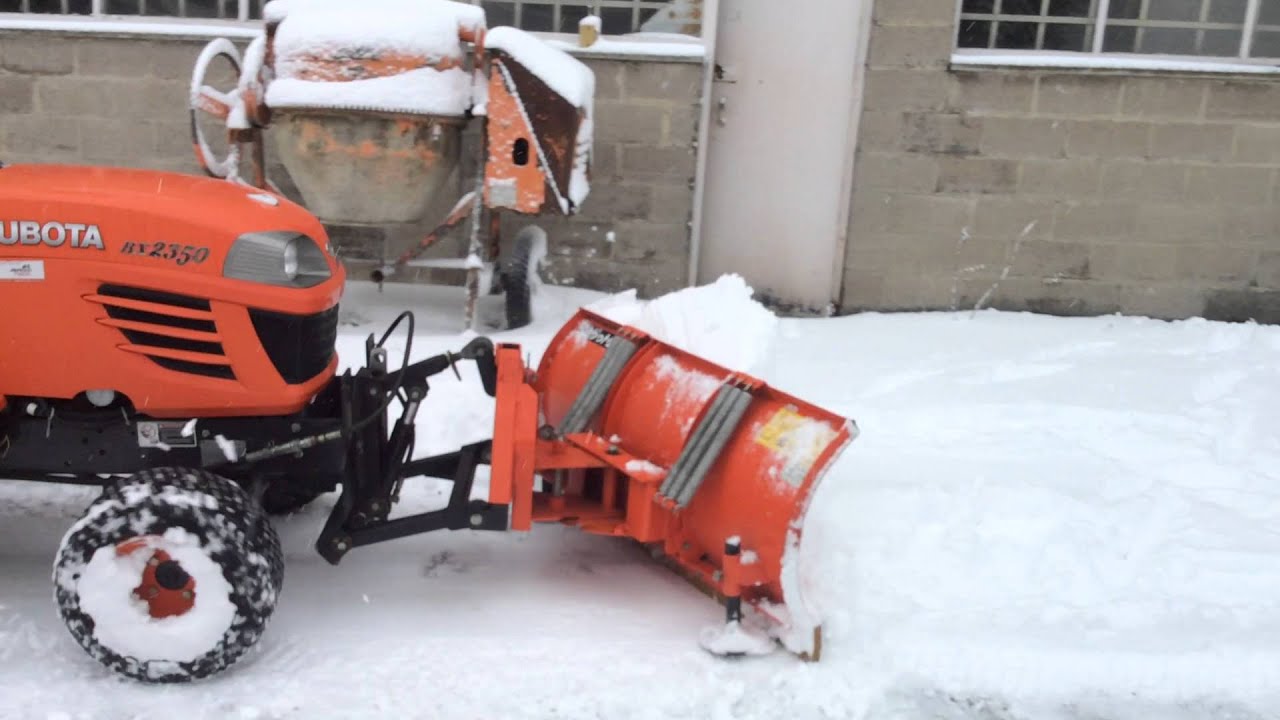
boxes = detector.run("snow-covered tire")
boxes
[53,467,283,683]
[500,225,547,330]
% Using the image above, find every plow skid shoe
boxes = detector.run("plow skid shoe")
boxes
[511,309,856,659]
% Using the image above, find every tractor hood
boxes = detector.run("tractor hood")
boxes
[0,163,342,309]
[0,163,327,247]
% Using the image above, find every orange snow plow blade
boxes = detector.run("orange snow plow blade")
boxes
[489,309,856,658]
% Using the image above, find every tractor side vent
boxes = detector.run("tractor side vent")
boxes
[249,305,339,384]
[93,284,234,381]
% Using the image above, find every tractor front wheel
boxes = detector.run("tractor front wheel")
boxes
[53,467,283,683]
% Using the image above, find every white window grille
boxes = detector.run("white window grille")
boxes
[956,0,1280,60]
[0,0,683,33]
[473,0,677,34]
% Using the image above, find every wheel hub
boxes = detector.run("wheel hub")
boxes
[116,538,197,618]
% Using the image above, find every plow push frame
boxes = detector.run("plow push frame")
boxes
[308,307,856,659]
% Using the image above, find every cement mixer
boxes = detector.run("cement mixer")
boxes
[188,0,594,330]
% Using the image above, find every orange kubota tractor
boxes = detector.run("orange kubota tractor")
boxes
[0,0,856,686]
[0,161,853,683]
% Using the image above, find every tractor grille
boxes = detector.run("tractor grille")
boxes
[93,284,235,380]
[249,305,339,384]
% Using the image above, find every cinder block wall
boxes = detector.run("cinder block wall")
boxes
[0,30,701,298]
[845,1,1280,323]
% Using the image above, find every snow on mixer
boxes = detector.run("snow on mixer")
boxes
[188,0,594,329]
[0,160,854,682]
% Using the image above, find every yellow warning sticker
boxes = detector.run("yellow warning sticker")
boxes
[755,406,808,453]
[756,406,837,488]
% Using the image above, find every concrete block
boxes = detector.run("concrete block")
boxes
[903,112,981,155]
[858,110,907,152]
[886,193,973,235]
[1037,75,1123,117]
[839,266,887,311]
[1257,250,1280,288]
[1,113,78,153]
[78,117,155,163]
[0,74,34,113]
[1121,77,1206,119]
[979,117,1067,158]
[1052,202,1137,241]
[1011,240,1092,281]
[1090,242,1178,281]
[589,142,622,182]
[650,182,694,224]
[937,157,1017,194]
[854,151,939,193]
[664,104,699,148]
[1175,245,1257,284]
[972,197,1056,239]
[1206,80,1280,121]
[867,24,952,69]
[1185,165,1273,206]
[574,182,652,222]
[76,38,203,82]
[0,34,75,75]
[580,59,623,100]
[864,69,953,112]
[873,0,960,27]
[620,145,695,180]
[1222,206,1280,245]
[848,189,894,234]
[1065,120,1151,159]
[950,72,1036,114]
[610,221,689,263]
[1099,161,1188,202]
[594,102,666,145]
[1150,123,1234,162]
[1134,205,1222,245]
[1019,159,1100,198]
[1232,124,1280,164]
[624,61,702,101]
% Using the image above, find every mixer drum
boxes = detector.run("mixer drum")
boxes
[271,110,463,225]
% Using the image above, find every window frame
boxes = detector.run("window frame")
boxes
[0,0,685,35]
[952,0,1280,73]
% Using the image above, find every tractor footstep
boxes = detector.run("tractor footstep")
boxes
[698,620,775,658]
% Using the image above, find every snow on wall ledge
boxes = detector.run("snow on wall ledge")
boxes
[952,50,1280,75]
[0,17,705,61]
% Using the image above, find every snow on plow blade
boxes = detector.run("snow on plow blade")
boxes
[490,309,856,658]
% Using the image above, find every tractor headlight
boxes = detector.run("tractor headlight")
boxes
[224,231,331,288]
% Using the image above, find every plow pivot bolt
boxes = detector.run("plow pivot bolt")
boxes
[470,514,482,526]
[607,445,620,455]
[335,540,348,551]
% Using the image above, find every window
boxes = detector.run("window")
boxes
[957,0,1280,60]
[0,0,690,34]
[0,0,260,19]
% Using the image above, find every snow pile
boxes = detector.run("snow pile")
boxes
[485,26,595,210]
[266,0,484,116]
[590,274,779,373]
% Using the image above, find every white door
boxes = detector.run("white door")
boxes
[695,0,872,313]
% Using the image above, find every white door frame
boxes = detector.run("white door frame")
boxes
[688,0,876,312]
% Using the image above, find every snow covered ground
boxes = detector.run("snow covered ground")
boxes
[3,278,1279,719]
